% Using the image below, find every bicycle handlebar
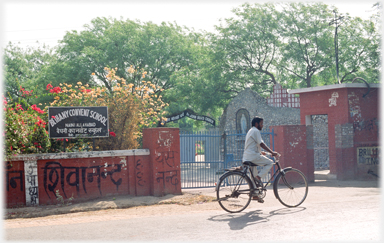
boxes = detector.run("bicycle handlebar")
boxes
[264,152,281,159]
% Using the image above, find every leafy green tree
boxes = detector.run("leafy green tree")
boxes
[213,3,282,95]
[333,15,380,83]
[2,43,80,107]
[279,2,334,88]
[58,17,198,97]
[3,43,56,102]
[164,32,231,130]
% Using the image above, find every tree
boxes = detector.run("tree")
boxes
[279,2,334,88]
[334,15,380,83]
[164,32,233,129]
[3,43,56,102]
[58,17,198,98]
[213,3,282,95]
[3,43,85,107]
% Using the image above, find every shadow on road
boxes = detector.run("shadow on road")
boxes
[208,207,306,230]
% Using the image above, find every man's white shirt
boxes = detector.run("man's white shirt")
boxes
[242,126,264,162]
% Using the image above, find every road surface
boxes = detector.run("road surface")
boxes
[5,180,381,241]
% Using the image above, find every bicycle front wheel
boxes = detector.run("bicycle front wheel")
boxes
[216,172,252,213]
[273,168,308,207]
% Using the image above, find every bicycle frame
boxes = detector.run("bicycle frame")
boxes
[217,157,293,193]
[244,158,293,190]
[216,156,309,211]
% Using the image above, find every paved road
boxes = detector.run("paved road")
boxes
[4,180,381,241]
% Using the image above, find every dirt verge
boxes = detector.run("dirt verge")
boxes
[5,192,217,220]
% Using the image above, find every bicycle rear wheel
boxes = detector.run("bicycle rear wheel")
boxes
[273,168,308,207]
[216,172,252,213]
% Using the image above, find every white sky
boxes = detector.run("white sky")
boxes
[0,0,380,49]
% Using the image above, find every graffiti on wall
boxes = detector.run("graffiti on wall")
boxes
[154,131,179,189]
[348,92,378,133]
[6,162,24,192]
[41,161,123,199]
[157,131,174,150]
[24,160,39,205]
[329,92,339,107]
[357,146,379,165]
[136,159,146,187]
[155,151,176,167]
[348,92,362,122]
[353,118,379,132]
[156,170,179,188]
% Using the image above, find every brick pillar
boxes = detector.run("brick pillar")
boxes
[270,125,314,182]
[142,128,181,197]
[270,126,284,179]
[335,123,355,180]
[305,125,315,182]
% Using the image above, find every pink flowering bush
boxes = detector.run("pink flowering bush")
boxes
[4,94,50,159]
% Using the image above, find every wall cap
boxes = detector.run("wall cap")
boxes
[288,83,380,94]
[6,149,150,161]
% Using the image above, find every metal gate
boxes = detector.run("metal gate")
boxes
[180,130,275,189]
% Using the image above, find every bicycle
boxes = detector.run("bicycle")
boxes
[216,155,308,213]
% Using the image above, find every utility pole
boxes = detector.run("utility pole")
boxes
[329,10,344,84]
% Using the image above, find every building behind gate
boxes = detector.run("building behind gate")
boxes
[289,83,380,180]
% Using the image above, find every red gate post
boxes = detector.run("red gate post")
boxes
[270,125,314,182]
[142,128,182,196]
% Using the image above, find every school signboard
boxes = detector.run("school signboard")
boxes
[48,106,109,138]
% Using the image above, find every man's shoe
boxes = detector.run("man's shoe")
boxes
[252,195,264,203]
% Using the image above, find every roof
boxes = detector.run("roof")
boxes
[288,83,380,94]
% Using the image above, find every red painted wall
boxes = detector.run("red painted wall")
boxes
[270,125,314,182]
[299,88,349,175]
[5,128,181,208]
[298,86,379,180]
[348,88,379,143]
[37,156,135,205]
[143,128,181,197]
[348,89,379,180]
[5,161,25,207]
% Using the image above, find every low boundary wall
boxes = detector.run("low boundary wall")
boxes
[5,128,181,208]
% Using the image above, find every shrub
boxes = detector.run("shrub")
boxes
[48,67,168,150]
[3,95,51,159]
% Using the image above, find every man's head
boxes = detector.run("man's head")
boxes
[251,116,264,131]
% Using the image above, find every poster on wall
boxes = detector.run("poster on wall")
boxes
[357,146,379,165]
[48,106,109,138]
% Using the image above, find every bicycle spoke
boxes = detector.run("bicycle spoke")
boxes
[217,172,252,213]
[274,169,308,207]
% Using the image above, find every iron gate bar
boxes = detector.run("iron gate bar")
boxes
[180,130,275,189]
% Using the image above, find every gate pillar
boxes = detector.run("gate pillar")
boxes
[270,125,314,182]
[143,128,182,196]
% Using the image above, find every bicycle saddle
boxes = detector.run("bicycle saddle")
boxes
[243,161,257,166]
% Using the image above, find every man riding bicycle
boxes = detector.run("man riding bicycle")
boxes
[242,116,279,202]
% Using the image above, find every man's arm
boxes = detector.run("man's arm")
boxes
[260,143,278,157]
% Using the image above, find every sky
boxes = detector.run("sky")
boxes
[1,0,380,49]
